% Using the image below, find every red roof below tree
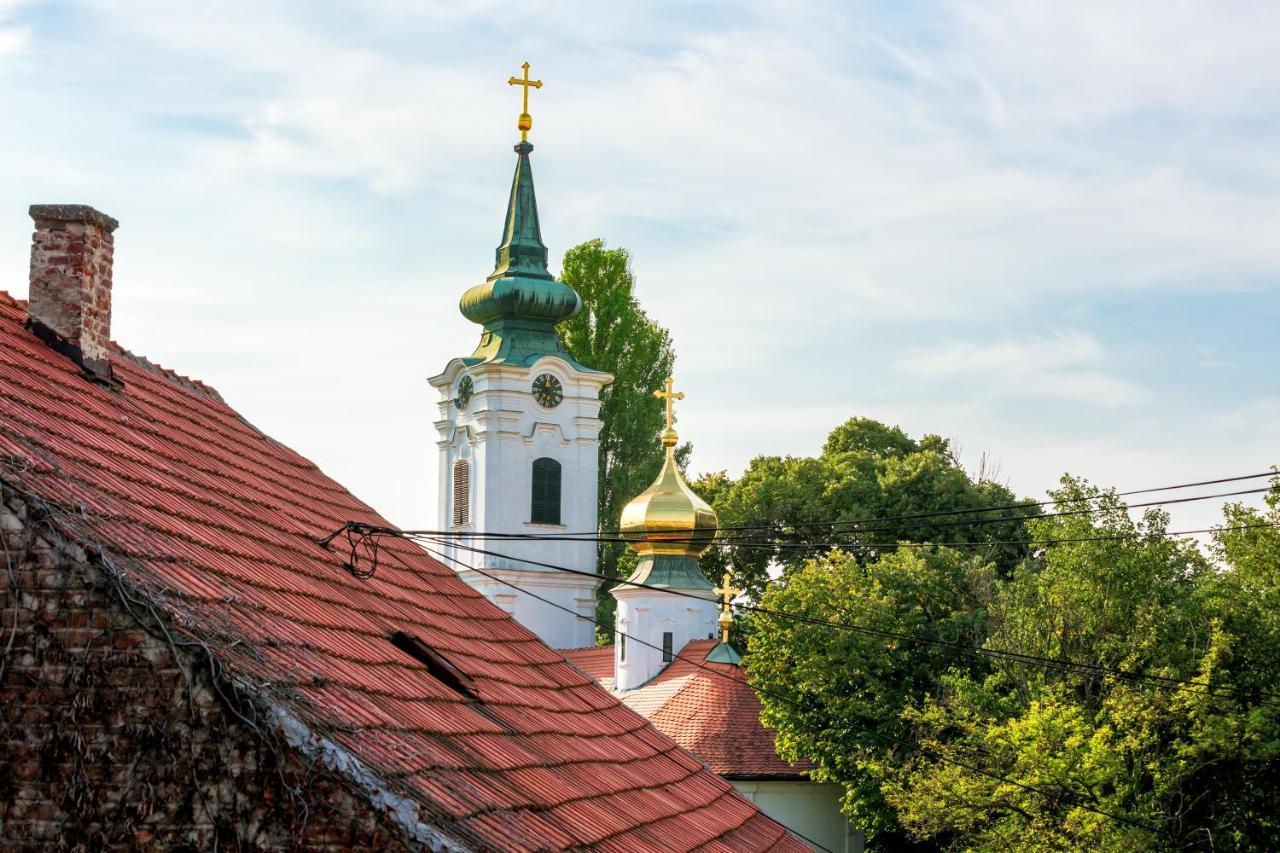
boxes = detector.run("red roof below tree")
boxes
[0,292,804,851]
[563,640,813,779]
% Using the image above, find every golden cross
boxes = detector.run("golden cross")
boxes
[653,377,684,433]
[507,61,543,142]
[712,572,743,644]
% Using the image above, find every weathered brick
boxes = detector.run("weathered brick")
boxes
[0,492,416,852]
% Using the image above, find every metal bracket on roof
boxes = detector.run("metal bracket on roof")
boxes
[316,521,385,580]
[316,520,357,548]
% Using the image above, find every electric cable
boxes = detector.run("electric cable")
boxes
[361,530,839,852]
[357,518,1279,556]
[363,468,1280,540]
[388,484,1274,548]
[420,542,1159,837]
[418,531,1280,704]
[418,470,1280,540]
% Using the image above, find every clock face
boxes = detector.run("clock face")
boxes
[455,375,474,410]
[532,373,563,408]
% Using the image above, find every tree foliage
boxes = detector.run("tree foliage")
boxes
[699,417,1031,601]
[748,475,1280,849]
[748,546,995,844]
[558,239,685,633]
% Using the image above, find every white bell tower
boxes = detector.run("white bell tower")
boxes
[428,129,611,650]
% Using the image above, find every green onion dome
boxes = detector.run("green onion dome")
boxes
[459,277,580,326]
[458,142,586,368]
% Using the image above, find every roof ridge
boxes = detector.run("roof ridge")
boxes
[0,290,224,403]
[0,286,806,849]
[115,347,225,403]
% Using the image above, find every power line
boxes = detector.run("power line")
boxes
[683,520,1271,552]
[717,519,1275,552]
[423,544,840,853]
[394,484,1274,547]
[419,541,1159,837]
[430,470,1280,539]
[420,532,1280,705]
[359,531,842,852]
[655,469,1279,537]
[369,518,1278,556]
[701,485,1270,543]
[348,468,1269,540]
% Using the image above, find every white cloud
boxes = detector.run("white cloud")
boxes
[947,0,1280,125]
[2,0,1277,529]
[0,0,32,56]
[901,332,1103,374]
[898,332,1149,407]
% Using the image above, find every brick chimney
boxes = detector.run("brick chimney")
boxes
[27,204,119,383]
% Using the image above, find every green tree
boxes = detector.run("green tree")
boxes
[749,475,1280,849]
[887,480,1280,849]
[749,546,995,846]
[558,239,686,635]
[704,417,1031,600]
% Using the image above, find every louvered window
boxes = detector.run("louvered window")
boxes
[452,459,470,526]
[662,631,674,662]
[530,457,561,524]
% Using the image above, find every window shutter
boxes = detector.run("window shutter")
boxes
[546,460,561,524]
[662,632,673,662]
[452,459,470,526]
[530,457,561,525]
[531,463,546,522]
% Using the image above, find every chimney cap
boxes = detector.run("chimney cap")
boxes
[29,204,119,234]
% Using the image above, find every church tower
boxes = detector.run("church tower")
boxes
[613,379,721,690]
[428,64,612,649]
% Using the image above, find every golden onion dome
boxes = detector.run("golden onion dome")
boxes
[619,379,719,558]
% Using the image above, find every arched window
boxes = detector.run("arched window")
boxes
[530,457,561,524]
[452,459,470,526]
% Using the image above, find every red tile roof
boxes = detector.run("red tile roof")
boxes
[0,292,805,852]
[562,644,615,682]
[563,641,812,779]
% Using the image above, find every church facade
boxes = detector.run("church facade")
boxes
[428,139,609,650]
[423,68,859,850]
[424,144,859,847]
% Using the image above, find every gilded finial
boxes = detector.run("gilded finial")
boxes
[712,572,742,644]
[508,61,543,142]
[653,377,685,448]
[619,375,718,558]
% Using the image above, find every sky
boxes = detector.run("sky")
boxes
[1,0,1277,534]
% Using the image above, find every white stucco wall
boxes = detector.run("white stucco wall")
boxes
[731,780,862,853]
[429,354,611,650]
[612,583,717,690]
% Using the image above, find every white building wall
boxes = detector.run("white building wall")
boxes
[731,780,863,853]
[613,583,717,690]
[428,354,611,650]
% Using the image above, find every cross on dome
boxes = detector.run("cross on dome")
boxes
[508,61,543,142]
[712,572,742,644]
[654,376,684,447]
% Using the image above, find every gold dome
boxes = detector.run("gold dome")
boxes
[619,379,719,558]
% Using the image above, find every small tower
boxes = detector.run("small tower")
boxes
[613,378,720,690]
[428,63,612,649]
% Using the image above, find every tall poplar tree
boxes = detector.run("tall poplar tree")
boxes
[558,239,685,634]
